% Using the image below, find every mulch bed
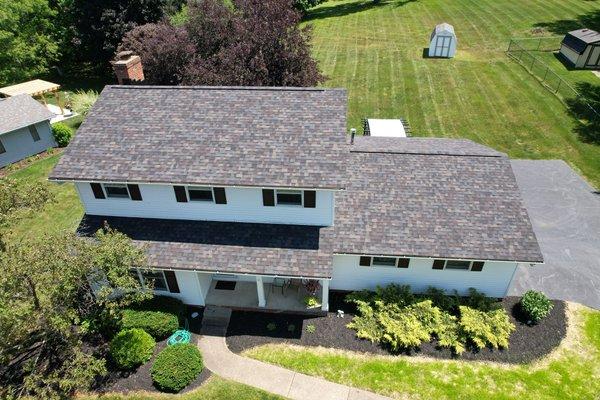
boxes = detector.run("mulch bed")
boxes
[226,293,567,364]
[91,306,210,394]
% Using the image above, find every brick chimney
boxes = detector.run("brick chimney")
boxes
[112,51,145,85]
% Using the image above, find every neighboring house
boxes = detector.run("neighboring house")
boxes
[0,94,56,168]
[559,28,600,69]
[49,86,543,312]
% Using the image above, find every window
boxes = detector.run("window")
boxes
[276,189,302,206]
[140,270,168,291]
[103,183,130,199]
[431,260,484,271]
[0,139,5,154]
[187,186,214,202]
[372,257,397,267]
[359,256,411,268]
[29,125,40,142]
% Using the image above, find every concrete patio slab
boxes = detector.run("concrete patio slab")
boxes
[509,160,600,309]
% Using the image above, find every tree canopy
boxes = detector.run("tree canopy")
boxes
[0,0,58,85]
[118,0,324,86]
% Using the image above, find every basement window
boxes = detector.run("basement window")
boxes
[372,257,397,267]
[276,189,303,206]
[103,183,130,199]
[187,186,214,202]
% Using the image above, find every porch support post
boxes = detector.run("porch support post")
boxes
[321,279,329,312]
[256,276,266,307]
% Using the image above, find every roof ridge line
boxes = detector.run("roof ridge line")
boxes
[107,85,342,92]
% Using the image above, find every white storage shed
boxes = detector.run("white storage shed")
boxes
[429,23,456,58]
[364,119,408,137]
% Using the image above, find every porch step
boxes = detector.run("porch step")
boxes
[200,305,232,336]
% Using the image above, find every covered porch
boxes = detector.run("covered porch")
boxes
[202,273,329,313]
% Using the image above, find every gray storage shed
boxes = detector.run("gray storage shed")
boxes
[559,29,600,69]
[428,23,457,58]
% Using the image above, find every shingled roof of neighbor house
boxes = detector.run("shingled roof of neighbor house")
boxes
[49,86,348,189]
[0,94,55,135]
[334,137,543,263]
[77,215,335,278]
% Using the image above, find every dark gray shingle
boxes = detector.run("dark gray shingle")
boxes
[50,86,348,189]
[78,214,335,278]
[351,136,504,157]
[0,94,54,135]
[334,149,543,263]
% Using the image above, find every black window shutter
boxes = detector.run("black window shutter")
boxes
[163,270,180,293]
[90,183,105,199]
[397,258,410,268]
[262,189,275,206]
[213,187,227,204]
[174,186,188,202]
[304,190,316,208]
[127,184,142,201]
[432,259,445,270]
[359,256,372,267]
[471,261,484,272]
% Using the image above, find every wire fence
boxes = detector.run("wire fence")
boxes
[506,38,600,122]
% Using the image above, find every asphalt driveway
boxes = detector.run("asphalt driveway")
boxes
[509,160,600,309]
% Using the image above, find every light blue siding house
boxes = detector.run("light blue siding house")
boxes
[0,94,56,168]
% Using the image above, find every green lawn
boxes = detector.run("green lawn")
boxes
[79,375,283,400]
[245,306,600,400]
[305,0,600,187]
[5,154,82,240]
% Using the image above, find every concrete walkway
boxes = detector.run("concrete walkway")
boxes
[198,306,390,400]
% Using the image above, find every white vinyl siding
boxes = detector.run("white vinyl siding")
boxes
[331,255,520,298]
[0,121,56,168]
[75,182,335,226]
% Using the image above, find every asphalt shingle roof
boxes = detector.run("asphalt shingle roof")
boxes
[50,86,348,189]
[351,136,503,157]
[77,214,335,278]
[0,94,54,135]
[334,138,543,263]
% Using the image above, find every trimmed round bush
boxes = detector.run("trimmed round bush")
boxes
[110,328,155,369]
[121,309,179,339]
[51,123,73,147]
[520,290,553,323]
[151,344,203,392]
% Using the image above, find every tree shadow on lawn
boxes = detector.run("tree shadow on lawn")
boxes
[303,0,417,22]
[566,81,600,144]
[533,9,600,35]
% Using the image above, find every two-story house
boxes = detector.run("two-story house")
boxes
[49,85,543,312]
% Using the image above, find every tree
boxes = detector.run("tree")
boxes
[183,0,324,86]
[0,228,150,399]
[117,0,324,87]
[62,0,172,72]
[0,0,58,86]
[0,178,53,250]
[117,23,196,85]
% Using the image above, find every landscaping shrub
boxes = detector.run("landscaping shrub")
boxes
[121,309,178,339]
[520,290,554,323]
[303,296,320,308]
[458,306,515,350]
[51,123,73,147]
[306,324,316,334]
[464,288,501,312]
[69,90,98,116]
[110,328,155,370]
[346,284,514,355]
[151,344,203,392]
[120,295,184,339]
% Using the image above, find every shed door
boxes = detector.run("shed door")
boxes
[586,45,600,67]
[436,36,452,57]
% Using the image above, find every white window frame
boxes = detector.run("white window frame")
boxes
[102,183,131,199]
[361,256,410,268]
[186,186,215,203]
[136,269,169,292]
[275,189,304,207]
[443,260,474,271]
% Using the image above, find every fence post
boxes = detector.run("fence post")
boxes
[537,38,541,51]
[555,80,561,94]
